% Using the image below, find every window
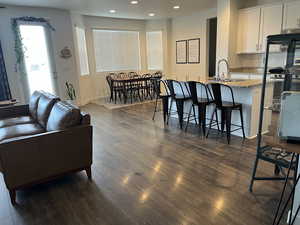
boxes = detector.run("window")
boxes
[19,24,55,95]
[93,30,141,72]
[75,26,89,75]
[146,31,163,70]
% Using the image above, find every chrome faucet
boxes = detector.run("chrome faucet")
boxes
[217,58,230,81]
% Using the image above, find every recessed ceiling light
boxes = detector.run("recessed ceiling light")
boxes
[148,13,155,17]
[109,9,116,13]
[131,0,139,4]
[173,5,180,9]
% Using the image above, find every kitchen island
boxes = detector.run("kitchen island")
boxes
[169,79,274,139]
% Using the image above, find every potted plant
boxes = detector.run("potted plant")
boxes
[65,82,76,105]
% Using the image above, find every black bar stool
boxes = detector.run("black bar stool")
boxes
[151,78,172,123]
[168,80,196,129]
[186,81,218,134]
[206,83,246,144]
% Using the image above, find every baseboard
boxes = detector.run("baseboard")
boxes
[79,96,107,107]
[246,130,269,140]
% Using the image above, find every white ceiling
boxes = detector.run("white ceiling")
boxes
[0,0,217,19]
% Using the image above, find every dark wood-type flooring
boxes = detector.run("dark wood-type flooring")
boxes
[0,102,289,225]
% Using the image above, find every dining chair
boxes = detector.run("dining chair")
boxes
[118,72,126,78]
[106,75,114,102]
[127,76,142,103]
[140,74,152,100]
[206,83,245,144]
[128,71,138,78]
[107,73,126,104]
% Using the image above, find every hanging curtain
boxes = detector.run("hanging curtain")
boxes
[0,41,11,101]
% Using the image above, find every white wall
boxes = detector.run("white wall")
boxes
[216,0,243,76]
[216,0,230,65]
[170,8,217,81]
[145,19,172,75]
[0,5,79,104]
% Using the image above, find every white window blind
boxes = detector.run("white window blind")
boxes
[146,31,163,70]
[93,30,141,72]
[75,26,90,76]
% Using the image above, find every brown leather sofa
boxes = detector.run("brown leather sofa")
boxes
[0,91,93,204]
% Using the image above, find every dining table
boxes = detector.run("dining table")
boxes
[111,75,162,104]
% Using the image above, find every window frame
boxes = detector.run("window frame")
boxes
[146,30,164,71]
[75,26,90,76]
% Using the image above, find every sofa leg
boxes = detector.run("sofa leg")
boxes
[9,190,16,205]
[85,167,92,180]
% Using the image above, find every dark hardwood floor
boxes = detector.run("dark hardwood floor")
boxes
[0,102,288,225]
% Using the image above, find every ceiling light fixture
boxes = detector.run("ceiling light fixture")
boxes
[131,0,139,4]
[109,9,116,13]
[173,5,180,9]
[148,13,155,17]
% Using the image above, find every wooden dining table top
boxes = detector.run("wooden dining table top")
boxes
[111,75,162,82]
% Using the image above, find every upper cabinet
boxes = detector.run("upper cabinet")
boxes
[283,1,300,30]
[259,4,283,52]
[235,1,300,54]
[237,4,283,54]
[237,7,261,54]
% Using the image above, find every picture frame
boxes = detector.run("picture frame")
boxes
[176,40,187,64]
[188,38,200,64]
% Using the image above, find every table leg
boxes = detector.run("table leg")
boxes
[123,82,127,104]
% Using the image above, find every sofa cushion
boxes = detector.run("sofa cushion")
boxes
[47,101,81,131]
[37,94,60,128]
[0,116,34,128]
[29,91,43,120]
[0,123,45,142]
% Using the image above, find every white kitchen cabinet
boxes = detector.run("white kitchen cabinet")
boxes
[259,4,283,52]
[237,7,261,54]
[283,1,300,30]
[237,4,283,54]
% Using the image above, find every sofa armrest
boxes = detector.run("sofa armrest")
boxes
[80,112,91,125]
[0,125,93,190]
[0,104,29,119]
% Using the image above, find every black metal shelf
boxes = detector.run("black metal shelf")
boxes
[252,33,300,225]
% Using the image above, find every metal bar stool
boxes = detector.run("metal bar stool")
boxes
[168,80,196,129]
[206,83,246,144]
[186,81,218,134]
[151,78,172,123]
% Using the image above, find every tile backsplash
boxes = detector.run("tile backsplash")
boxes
[238,52,287,69]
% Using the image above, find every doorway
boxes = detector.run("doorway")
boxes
[208,17,217,77]
[19,24,58,97]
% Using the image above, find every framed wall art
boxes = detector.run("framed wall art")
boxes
[188,38,200,64]
[176,40,187,64]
